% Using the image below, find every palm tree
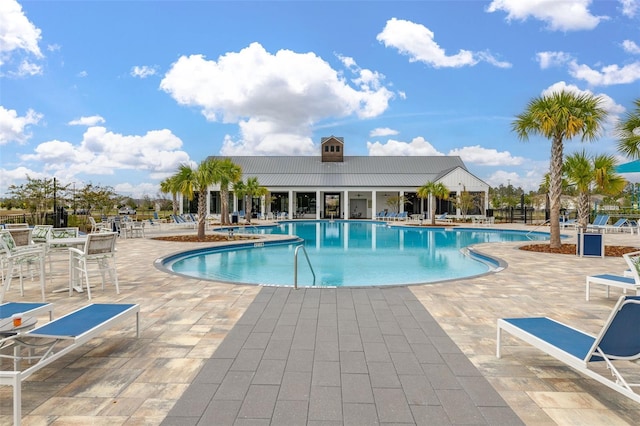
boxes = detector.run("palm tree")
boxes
[565,151,626,231]
[171,158,221,239]
[159,176,179,216]
[512,90,607,248]
[616,98,640,158]
[417,181,449,225]
[215,158,242,225]
[233,177,268,224]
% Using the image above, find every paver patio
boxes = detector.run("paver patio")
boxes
[1,223,639,425]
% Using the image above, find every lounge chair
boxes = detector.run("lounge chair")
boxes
[586,251,640,300]
[586,214,610,231]
[0,303,140,425]
[604,218,632,233]
[0,302,53,322]
[435,212,452,223]
[497,295,640,404]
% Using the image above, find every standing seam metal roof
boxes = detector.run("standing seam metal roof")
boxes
[208,156,468,188]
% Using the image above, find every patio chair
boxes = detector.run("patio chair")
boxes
[3,223,29,229]
[604,218,632,233]
[0,230,46,303]
[0,303,139,425]
[435,212,452,223]
[68,232,119,300]
[31,225,52,243]
[586,251,640,301]
[586,214,610,231]
[497,295,640,404]
[6,228,33,247]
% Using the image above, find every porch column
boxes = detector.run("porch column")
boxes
[343,190,349,219]
[288,190,294,218]
[400,191,405,213]
[316,190,321,220]
[371,190,377,219]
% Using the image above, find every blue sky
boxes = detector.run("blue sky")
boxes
[1,0,639,198]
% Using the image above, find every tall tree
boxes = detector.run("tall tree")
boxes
[616,98,640,158]
[171,158,221,239]
[565,151,626,230]
[416,181,449,225]
[215,158,242,225]
[160,176,179,216]
[512,90,607,248]
[233,177,268,224]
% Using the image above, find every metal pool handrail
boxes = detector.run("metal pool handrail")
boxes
[294,244,316,289]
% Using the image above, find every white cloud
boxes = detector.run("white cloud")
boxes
[68,115,106,126]
[20,126,191,177]
[0,0,43,70]
[369,127,399,137]
[376,18,511,68]
[536,51,573,69]
[0,166,47,194]
[487,0,604,31]
[160,42,396,155]
[0,106,42,145]
[131,65,157,78]
[367,137,444,156]
[13,59,42,76]
[114,182,160,199]
[486,169,543,192]
[448,146,525,166]
[622,40,640,54]
[568,59,640,86]
[620,0,639,17]
[475,51,512,69]
[78,70,87,78]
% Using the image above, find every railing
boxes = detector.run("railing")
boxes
[294,244,316,289]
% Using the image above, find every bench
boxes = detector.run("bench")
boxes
[0,303,140,425]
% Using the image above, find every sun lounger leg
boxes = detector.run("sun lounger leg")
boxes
[14,375,21,426]
[586,277,590,301]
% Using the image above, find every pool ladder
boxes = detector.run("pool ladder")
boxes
[294,244,316,289]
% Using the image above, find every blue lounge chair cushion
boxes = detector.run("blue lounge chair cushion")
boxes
[28,303,136,339]
[501,317,595,360]
[0,302,50,319]
[590,274,635,285]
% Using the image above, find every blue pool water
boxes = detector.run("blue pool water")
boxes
[164,221,549,287]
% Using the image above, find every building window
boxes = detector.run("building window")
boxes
[324,146,329,152]
[330,146,335,152]
[336,146,340,152]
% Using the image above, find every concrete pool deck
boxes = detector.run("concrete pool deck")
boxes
[1,222,640,425]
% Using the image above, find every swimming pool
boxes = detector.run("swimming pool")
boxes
[160,221,549,287]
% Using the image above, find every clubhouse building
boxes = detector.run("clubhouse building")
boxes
[192,136,490,220]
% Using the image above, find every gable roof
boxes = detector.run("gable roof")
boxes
[208,155,471,188]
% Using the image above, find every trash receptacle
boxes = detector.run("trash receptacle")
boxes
[232,214,238,224]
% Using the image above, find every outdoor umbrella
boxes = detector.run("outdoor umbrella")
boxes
[616,159,640,173]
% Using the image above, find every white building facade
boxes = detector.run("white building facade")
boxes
[184,137,490,220]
